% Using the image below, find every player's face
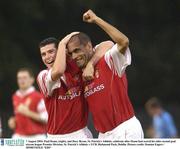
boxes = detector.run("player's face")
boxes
[40,43,57,69]
[17,71,34,90]
[67,40,92,68]
[147,107,158,116]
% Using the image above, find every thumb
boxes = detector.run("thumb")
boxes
[25,98,31,107]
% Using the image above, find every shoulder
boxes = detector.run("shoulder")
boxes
[33,90,43,98]
[30,91,44,103]
[163,111,172,119]
[12,92,17,100]
[94,56,107,69]
[37,70,48,80]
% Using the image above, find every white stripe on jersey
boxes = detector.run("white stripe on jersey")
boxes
[104,44,131,77]
[37,99,48,122]
[37,69,61,97]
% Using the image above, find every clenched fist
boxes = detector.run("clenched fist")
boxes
[82,61,95,81]
[8,116,16,130]
[17,104,30,117]
[83,9,98,23]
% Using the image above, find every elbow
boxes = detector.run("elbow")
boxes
[122,37,129,48]
[54,68,65,76]
[117,37,129,54]
[51,67,66,80]
[117,37,129,49]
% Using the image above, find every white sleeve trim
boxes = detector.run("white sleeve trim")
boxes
[37,99,48,122]
[104,44,131,77]
[37,69,61,97]
[94,44,99,51]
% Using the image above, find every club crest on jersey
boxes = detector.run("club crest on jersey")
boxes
[25,98,31,106]
[95,69,99,78]
[73,74,80,81]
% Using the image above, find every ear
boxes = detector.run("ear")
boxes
[86,41,93,51]
[31,77,35,85]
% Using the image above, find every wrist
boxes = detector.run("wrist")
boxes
[94,16,101,24]
[87,60,93,65]
[25,109,31,117]
[59,41,67,47]
[58,42,67,52]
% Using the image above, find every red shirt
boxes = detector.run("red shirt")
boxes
[12,87,46,135]
[84,44,134,133]
[37,67,88,134]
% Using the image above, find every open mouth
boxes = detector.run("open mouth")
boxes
[46,60,54,64]
[76,56,83,62]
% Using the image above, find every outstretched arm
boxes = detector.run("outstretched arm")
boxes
[83,10,129,54]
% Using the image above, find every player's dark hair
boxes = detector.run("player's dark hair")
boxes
[145,97,162,109]
[17,67,34,78]
[39,37,58,49]
[68,32,92,46]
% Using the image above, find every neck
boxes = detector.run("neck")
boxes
[82,51,94,71]
[19,86,31,93]
[87,50,95,62]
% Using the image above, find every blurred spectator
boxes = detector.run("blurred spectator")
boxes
[8,68,48,138]
[145,97,178,138]
[145,125,155,138]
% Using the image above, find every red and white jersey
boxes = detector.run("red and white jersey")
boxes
[37,69,88,135]
[12,86,47,135]
[84,44,135,133]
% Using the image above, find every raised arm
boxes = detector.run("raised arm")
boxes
[83,10,129,54]
[51,32,79,81]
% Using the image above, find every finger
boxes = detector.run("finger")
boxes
[25,98,31,106]
[62,32,80,43]
[84,75,94,81]
[83,13,90,21]
[69,32,80,37]
[87,76,94,81]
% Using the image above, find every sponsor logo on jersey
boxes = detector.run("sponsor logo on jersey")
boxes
[58,87,81,100]
[84,84,105,97]
[73,74,80,81]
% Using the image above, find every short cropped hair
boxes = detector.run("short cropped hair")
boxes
[68,32,91,46]
[39,37,58,49]
[17,67,34,78]
[145,97,162,109]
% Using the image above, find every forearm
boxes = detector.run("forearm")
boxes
[88,52,101,66]
[94,17,129,53]
[25,110,45,123]
[51,43,66,81]
[89,41,114,66]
